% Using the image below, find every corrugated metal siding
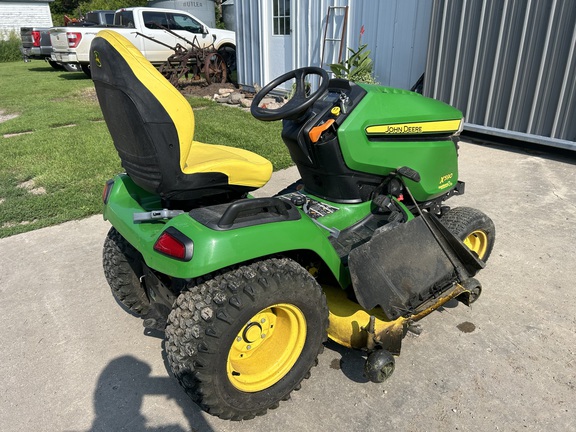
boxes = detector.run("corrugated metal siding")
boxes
[347,0,432,89]
[424,0,576,150]
[236,0,432,91]
[235,0,264,88]
[292,0,349,70]
[0,2,53,38]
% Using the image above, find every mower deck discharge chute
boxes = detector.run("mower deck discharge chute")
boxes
[92,30,495,420]
[349,211,485,320]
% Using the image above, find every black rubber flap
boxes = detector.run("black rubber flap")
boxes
[348,215,462,320]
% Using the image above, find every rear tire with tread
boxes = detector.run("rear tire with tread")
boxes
[103,227,150,315]
[165,258,328,420]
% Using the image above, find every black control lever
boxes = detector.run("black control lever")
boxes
[396,166,421,183]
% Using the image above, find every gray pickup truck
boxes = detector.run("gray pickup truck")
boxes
[20,27,61,68]
[20,10,114,70]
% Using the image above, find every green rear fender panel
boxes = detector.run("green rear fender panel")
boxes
[104,174,346,282]
[153,215,344,280]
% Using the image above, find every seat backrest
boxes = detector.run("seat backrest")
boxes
[89,30,194,195]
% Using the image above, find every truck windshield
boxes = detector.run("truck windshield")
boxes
[169,13,203,33]
[143,12,169,29]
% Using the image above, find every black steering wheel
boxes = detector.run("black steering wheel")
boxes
[251,67,330,121]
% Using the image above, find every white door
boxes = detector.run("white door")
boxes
[168,12,214,50]
[140,11,176,63]
[267,0,293,85]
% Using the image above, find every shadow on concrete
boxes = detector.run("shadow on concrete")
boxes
[323,340,369,384]
[462,132,576,165]
[88,355,213,432]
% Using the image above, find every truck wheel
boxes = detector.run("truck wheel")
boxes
[165,258,328,420]
[440,207,496,262]
[47,59,65,71]
[81,63,91,78]
[102,227,150,315]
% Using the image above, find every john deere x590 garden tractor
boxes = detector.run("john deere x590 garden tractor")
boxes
[92,30,495,420]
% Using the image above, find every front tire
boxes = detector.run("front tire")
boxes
[102,227,150,315]
[364,349,395,383]
[165,258,328,420]
[440,207,496,262]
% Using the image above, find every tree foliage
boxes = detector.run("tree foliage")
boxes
[50,0,147,25]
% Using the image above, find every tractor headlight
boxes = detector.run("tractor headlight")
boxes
[454,117,465,136]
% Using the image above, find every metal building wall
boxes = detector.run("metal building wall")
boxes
[424,0,576,150]
[235,0,264,89]
[236,0,433,91]
[346,0,432,90]
[236,0,347,90]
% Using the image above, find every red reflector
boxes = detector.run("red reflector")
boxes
[32,31,41,47]
[67,32,82,48]
[154,228,193,261]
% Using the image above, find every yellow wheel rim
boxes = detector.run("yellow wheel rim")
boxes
[463,230,489,260]
[227,303,306,392]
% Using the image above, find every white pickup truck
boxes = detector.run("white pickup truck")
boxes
[50,7,236,76]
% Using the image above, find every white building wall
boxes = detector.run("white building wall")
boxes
[236,0,432,91]
[0,1,53,39]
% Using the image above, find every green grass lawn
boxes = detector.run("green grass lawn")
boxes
[0,61,289,238]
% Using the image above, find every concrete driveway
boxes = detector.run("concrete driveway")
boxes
[1,141,575,431]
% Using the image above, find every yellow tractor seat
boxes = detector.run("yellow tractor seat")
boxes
[89,30,272,202]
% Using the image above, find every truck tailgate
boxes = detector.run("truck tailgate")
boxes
[20,27,34,48]
[50,28,70,51]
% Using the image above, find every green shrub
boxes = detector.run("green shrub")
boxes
[0,31,22,63]
[329,44,378,85]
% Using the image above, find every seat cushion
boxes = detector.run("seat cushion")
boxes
[91,30,273,196]
[184,142,273,188]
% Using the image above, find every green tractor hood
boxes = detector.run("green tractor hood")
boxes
[338,84,463,201]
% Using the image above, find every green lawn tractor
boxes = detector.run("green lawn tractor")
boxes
[92,30,495,420]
